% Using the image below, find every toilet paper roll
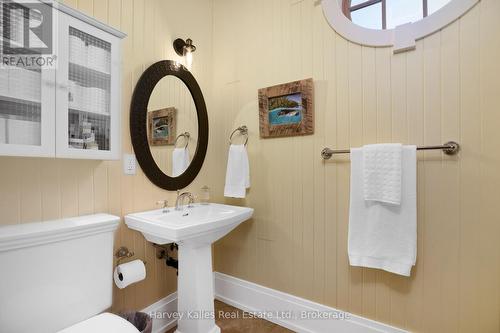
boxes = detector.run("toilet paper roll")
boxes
[113,259,146,289]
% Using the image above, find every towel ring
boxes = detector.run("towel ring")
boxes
[174,132,190,148]
[229,126,248,146]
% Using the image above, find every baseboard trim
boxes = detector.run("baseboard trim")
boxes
[141,273,408,333]
[142,292,178,333]
[213,272,408,333]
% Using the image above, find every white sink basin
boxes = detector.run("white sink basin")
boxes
[124,203,253,333]
[124,203,253,245]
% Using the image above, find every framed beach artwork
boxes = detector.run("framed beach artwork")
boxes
[147,107,177,146]
[258,78,314,138]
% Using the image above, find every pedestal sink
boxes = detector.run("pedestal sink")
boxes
[124,203,253,333]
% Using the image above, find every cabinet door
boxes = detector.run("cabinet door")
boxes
[56,13,121,160]
[0,3,56,157]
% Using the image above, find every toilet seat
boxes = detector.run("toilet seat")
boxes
[57,312,140,333]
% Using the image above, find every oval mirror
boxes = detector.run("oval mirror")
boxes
[130,60,208,190]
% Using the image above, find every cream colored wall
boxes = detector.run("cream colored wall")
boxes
[0,0,219,313]
[212,0,500,332]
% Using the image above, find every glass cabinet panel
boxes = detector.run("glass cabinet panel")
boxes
[0,66,42,146]
[57,11,121,160]
[67,27,111,152]
[0,2,55,157]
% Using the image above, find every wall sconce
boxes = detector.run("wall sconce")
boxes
[173,38,196,71]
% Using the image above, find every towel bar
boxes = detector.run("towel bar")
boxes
[321,141,460,160]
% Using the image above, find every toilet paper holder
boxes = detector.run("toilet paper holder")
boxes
[114,246,147,266]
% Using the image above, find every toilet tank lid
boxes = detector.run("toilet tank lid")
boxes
[0,214,120,252]
[57,313,140,333]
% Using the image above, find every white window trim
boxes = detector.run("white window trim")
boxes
[321,0,480,53]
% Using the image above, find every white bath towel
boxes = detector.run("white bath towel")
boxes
[363,143,402,205]
[348,146,417,276]
[224,144,250,198]
[172,147,190,177]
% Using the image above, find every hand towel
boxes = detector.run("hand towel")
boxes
[348,145,417,276]
[224,144,250,198]
[172,147,190,177]
[363,143,402,205]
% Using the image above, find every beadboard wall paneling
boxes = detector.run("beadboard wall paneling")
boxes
[0,0,218,313]
[212,0,500,332]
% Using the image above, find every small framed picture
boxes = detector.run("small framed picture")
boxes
[258,78,314,138]
[147,107,177,146]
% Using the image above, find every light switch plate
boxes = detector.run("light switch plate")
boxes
[123,154,136,175]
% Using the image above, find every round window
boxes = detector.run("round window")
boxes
[322,0,480,52]
[340,0,452,30]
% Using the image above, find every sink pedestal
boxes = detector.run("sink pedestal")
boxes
[175,242,220,333]
[124,203,254,333]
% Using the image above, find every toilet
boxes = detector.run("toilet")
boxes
[0,214,140,333]
[57,312,139,333]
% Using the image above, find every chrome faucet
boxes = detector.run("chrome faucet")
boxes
[175,191,195,211]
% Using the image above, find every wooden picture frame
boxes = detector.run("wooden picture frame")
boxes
[147,107,177,146]
[258,78,314,138]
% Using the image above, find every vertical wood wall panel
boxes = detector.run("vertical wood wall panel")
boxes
[423,31,444,333]
[40,160,61,220]
[439,21,461,333]
[312,0,325,304]
[334,34,351,312]
[323,19,337,309]
[373,47,392,325]
[389,51,408,330]
[212,0,500,332]
[360,46,377,320]
[347,42,363,316]
[478,0,500,331]
[405,41,425,332]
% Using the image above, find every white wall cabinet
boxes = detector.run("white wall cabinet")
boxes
[0,2,125,159]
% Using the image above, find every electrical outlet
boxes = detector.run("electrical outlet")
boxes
[123,154,136,175]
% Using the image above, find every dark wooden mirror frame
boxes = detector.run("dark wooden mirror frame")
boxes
[130,60,209,190]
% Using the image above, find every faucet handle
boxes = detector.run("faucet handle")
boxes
[156,200,170,213]
[188,194,197,208]
[156,200,169,213]
[156,200,168,209]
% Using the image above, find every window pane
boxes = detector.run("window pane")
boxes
[336,0,377,10]
[350,0,371,6]
[351,3,382,30]
[386,0,423,29]
[428,0,452,15]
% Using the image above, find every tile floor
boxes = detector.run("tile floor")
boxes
[166,300,294,333]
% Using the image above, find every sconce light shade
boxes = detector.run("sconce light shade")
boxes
[173,38,196,70]
[173,38,196,57]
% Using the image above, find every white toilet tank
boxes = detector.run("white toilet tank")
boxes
[0,214,120,333]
